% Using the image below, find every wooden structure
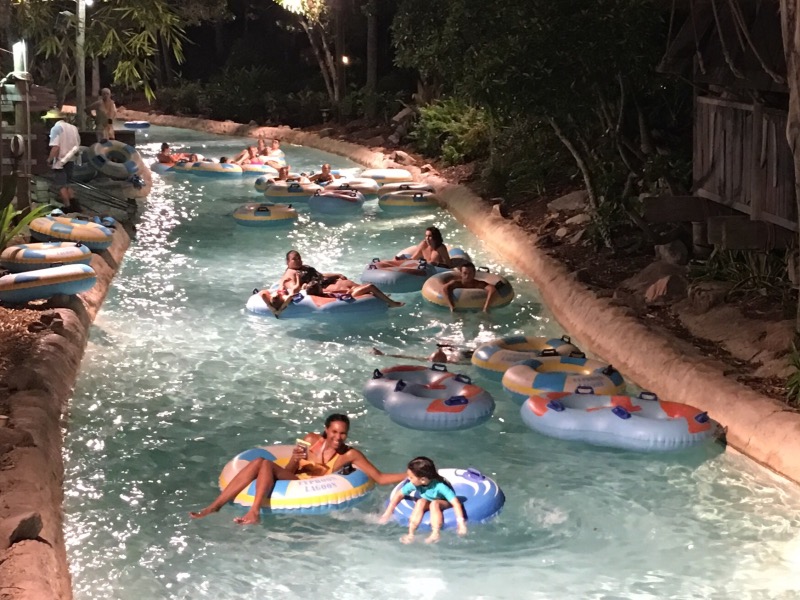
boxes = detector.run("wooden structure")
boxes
[651,0,796,249]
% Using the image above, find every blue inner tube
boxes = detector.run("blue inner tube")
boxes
[388,468,505,530]
[124,121,150,129]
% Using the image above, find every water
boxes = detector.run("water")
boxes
[64,126,800,599]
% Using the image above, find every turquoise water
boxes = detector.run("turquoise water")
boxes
[64,126,800,600]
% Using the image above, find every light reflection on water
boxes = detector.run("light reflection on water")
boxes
[64,126,800,600]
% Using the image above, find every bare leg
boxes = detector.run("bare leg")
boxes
[190,457,265,519]
[426,500,448,544]
[234,460,274,525]
[401,499,429,544]
[350,283,404,308]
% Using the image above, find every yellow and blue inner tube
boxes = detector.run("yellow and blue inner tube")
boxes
[29,217,114,251]
[0,264,97,304]
[219,445,375,514]
[472,335,581,380]
[232,202,297,227]
[502,351,625,403]
[0,242,92,272]
[361,168,413,185]
[264,181,322,201]
[88,140,140,180]
[378,190,439,210]
[422,270,515,311]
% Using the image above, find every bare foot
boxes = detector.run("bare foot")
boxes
[233,511,261,525]
[425,532,441,544]
[400,534,415,544]
[189,505,220,519]
[388,300,405,308]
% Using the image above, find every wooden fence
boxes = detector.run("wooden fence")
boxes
[694,95,797,232]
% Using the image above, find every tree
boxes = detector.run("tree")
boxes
[12,0,196,102]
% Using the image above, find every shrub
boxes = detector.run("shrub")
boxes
[409,97,491,165]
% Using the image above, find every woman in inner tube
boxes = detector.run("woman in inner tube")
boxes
[260,250,404,311]
[373,227,452,270]
[189,413,406,525]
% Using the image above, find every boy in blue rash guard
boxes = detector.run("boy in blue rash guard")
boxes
[380,456,467,543]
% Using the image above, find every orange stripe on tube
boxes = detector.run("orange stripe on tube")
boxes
[658,400,712,434]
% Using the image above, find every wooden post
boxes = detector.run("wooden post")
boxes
[13,80,30,209]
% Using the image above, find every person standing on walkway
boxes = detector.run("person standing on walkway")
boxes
[87,87,117,141]
[44,109,81,213]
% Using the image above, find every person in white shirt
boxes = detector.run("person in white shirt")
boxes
[44,108,81,212]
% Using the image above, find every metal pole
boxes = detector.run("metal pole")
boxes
[76,0,86,130]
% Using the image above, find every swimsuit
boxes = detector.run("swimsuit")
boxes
[296,438,341,479]
[401,480,456,503]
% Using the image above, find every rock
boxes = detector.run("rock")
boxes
[555,227,569,239]
[537,215,558,234]
[565,213,591,226]
[621,261,688,294]
[547,190,587,212]
[537,233,560,248]
[317,128,334,138]
[655,240,689,266]
[391,106,416,125]
[491,204,506,219]
[364,135,387,147]
[569,228,586,244]
[387,133,400,146]
[644,274,688,305]
[0,426,36,455]
[420,164,439,175]
[6,366,42,392]
[248,120,258,127]
[0,512,43,551]
[392,150,416,166]
[687,281,733,314]
[27,321,47,333]
[612,288,647,315]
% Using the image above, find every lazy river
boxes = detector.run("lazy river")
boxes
[63,126,800,599]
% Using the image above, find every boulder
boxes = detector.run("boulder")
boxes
[317,128,334,138]
[392,150,416,165]
[645,274,688,305]
[655,240,689,266]
[547,190,587,212]
[555,227,569,239]
[565,213,591,226]
[687,281,733,314]
[621,261,688,295]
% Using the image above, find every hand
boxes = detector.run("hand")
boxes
[291,445,307,461]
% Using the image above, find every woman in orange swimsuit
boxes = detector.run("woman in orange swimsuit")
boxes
[189,414,406,524]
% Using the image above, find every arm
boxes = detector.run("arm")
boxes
[409,240,427,260]
[284,270,303,295]
[285,432,318,473]
[432,247,451,267]
[482,283,497,313]
[379,489,405,524]
[442,281,458,312]
[450,496,468,535]
[347,449,406,485]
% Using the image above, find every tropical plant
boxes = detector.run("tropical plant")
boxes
[410,97,491,165]
[0,203,50,251]
[786,344,800,408]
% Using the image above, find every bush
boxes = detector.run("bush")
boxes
[409,97,491,165]
[155,80,204,116]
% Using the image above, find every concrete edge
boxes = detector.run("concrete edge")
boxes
[116,108,800,485]
[0,226,131,600]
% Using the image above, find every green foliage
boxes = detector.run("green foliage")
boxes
[410,98,490,165]
[0,203,50,251]
[786,344,800,408]
[689,249,792,300]
[155,80,205,116]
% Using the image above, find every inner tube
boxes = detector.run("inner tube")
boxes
[365,363,495,431]
[308,189,365,215]
[88,140,140,180]
[328,178,380,199]
[172,161,243,177]
[246,289,389,320]
[502,350,626,403]
[386,468,504,529]
[241,163,279,177]
[220,445,375,514]
[0,264,97,304]
[379,182,435,194]
[422,270,515,311]
[29,216,114,251]
[233,203,298,227]
[520,390,720,452]
[264,181,322,202]
[361,168,413,186]
[472,335,582,380]
[0,242,92,272]
[378,190,439,211]
[72,147,97,183]
[359,258,438,293]
[123,121,150,129]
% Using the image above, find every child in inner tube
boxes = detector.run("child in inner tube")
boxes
[380,456,467,544]
[443,261,497,313]
[260,250,404,312]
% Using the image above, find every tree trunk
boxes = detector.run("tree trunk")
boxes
[779,0,800,337]
[334,0,346,118]
[300,20,336,107]
[91,56,100,98]
[363,0,378,121]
